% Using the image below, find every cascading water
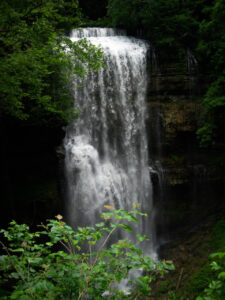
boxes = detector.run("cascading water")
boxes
[64,28,155,256]
[187,48,199,96]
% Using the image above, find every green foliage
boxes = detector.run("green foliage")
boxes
[0,0,104,126]
[197,123,215,148]
[106,0,213,63]
[0,208,174,299]
[167,290,177,300]
[196,252,225,300]
[107,0,202,61]
[177,219,225,299]
[210,219,225,251]
[190,0,225,146]
[107,0,144,30]
[197,76,225,146]
[185,263,213,296]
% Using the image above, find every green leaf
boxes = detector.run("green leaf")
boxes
[46,242,53,247]
[137,234,146,242]
[218,272,225,280]
[120,224,133,232]
[27,257,42,264]
[10,248,24,252]
[128,215,138,223]
[210,261,221,271]
[210,252,225,259]
[163,262,175,271]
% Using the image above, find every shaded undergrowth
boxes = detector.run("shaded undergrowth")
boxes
[151,210,225,299]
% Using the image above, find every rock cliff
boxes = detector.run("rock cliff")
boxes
[146,63,225,244]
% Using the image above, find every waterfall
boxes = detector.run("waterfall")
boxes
[187,48,199,96]
[64,28,155,255]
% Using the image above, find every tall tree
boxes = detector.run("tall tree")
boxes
[0,0,104,126]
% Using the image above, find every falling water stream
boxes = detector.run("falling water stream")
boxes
[64,28,156,256]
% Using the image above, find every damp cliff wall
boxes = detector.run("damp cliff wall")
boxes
[146,63,225,243]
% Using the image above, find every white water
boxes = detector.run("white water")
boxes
[64,28,155,255]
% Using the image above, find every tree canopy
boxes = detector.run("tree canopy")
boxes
[0,0,104,126]
[107,0,212,61]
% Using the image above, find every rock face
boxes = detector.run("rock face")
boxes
[146,63,225,243]
[148,102,201,150]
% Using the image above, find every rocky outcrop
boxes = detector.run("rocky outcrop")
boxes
[148,102,201,148]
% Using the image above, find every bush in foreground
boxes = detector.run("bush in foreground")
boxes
[0,207,174,299]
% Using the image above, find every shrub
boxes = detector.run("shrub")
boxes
[196,252,225,300]
[0,207,174,299]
